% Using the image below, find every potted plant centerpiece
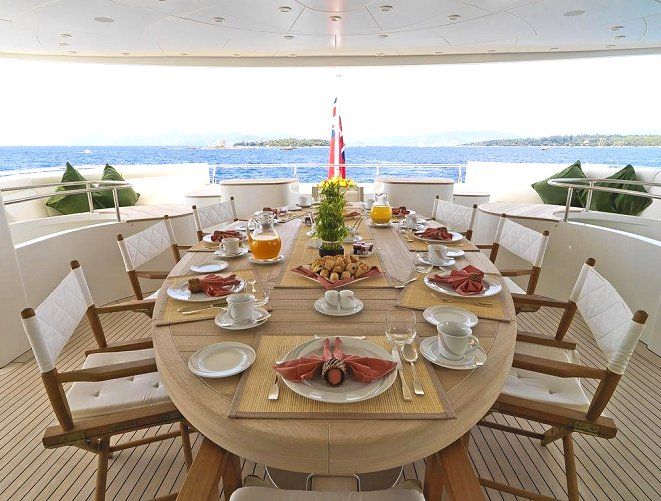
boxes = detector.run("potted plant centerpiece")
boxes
[315,176,357,257]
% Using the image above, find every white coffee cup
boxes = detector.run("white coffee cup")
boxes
[437,321,479,361]
[324,290,340,308]
[405,211,418,229]
[427,244,449,264]
[339,290,355,309]
[222,237,240,255]
[299,195,309,206]
[226,293,256,323]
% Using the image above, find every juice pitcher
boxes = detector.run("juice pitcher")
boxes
[247,211,282,260]
[370,193,392,224]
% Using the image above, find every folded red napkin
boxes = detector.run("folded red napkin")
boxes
[416,226,452,241]
[273,337,397,385]
[262,207,279,216]
[291,265,383,290]
[391,206,410,216]
[429,265,485,295]
[210,230,243,242]
[188,274,241,297]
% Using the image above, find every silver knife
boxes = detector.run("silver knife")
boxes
[391,347,412,401]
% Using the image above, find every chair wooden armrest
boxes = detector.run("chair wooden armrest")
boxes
[95,299,156,314]
[85,338,153,355]
[517,331,577,351]
[43,402,182,448]
[492,394,617,439]
[476,244,493,249]
[58,358,157,383]
[134,270,170,279]
[511,293,568,308]
[500,269,532,277]
[512,353,605,379]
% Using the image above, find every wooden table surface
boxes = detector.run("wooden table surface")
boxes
[152,218,516,479]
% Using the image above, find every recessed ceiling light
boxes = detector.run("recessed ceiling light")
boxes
[287,53,296,58]
[563,10,585,17]
[330,15,341,21]
[59,42,69,46]
[94,17,114,23]
[60,33,72,38]
[278,6,291,13]
[448,14,460,21]
[121,52,130,56]
[212,17,225,23]
[613,34,626,39]
[605,44,616,48]
[611,25,624,31]
[232,53,241,57]
[284,35,294,40]
[550,47,559,51]
[378,34,388,39]
[180,52,189,56]
[376,52,385,56]
[67,50,77,54]
[379,5,393,12]
[487,50,496,54]
[433,51,443,55]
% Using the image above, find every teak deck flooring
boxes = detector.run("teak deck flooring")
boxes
[0,307,659,500]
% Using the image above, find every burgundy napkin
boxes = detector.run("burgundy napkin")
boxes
[188,274,241,297]
[273,337,396,384]
[416,226,453,241]
[391,206,410,216]
[290,265,383,290]
[429,265,485,295]
[210,230,243,242]
[262,207,279,216]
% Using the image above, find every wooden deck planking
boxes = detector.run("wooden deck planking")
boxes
[0,306,659,500]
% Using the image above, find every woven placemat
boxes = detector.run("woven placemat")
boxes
[276,220,390,288]
[155,270,258,326]
[228,335,454,420]
[186,240,220,253]
[399,233,480,253]
[396,274,511,322]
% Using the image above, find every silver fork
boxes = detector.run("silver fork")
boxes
[268,349,285,401]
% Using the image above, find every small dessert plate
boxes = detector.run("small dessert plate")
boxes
[214,307,271,330]
[314,297,364,316]
[190,262,229,274]
[420,337,485,370]
[248,254,285,265]
[188,342,256,378]
[446,249,465,258]
[417,253,455,268]
[422,306,478,328]
[343,235,364,244]
[214,246,249,258]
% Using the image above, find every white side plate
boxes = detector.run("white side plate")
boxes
[422,306,479,327]
[190,262,229,274]
[188,342,256,378]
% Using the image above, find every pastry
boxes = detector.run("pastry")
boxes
[187,278,203,294]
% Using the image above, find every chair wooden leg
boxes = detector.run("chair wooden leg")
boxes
[96,438,110,501]
[423,453,444,500]
[180,422,194,469]
[541,426,571,446]
[562,434,579,501]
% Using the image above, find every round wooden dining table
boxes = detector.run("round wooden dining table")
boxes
[152,215,516,500]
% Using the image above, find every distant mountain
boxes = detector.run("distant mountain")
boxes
[465,134,661,147]
[350,131,519,147]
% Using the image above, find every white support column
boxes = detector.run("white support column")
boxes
[0,192,29,367]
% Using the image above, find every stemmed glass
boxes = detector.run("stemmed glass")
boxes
[252,278,270,307]
[385,309,417,349]
[413,253,433,275]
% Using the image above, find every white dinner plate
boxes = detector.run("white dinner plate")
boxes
[423,273,502,298]
[166,275,245,302]
[190,261,229,274]
[188,342,256,378]
[413,230,463,243]
[214,307,271,330]
[281,337,396,403]
[214,246,249,258]
[248,254,285,264]
[314,297,364,316]
[420,337,485,370]
[422,306,479,328]
[417,253,455,268]
[202,233,246,244]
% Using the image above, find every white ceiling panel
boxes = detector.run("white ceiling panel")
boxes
[438,12,534,46]
[295,1,372,12]
[291,5,380,35]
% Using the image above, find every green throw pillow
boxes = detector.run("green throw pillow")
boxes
[45,162,102,214]
[531,161,586,207]
[95,164,140,208]
[579,165,652,215]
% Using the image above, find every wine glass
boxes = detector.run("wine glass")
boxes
[253,278,270,307]
[385,309,417,348]
[413,253,433,274]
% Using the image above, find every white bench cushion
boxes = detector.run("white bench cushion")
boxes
[66,348,170,420]
[504,341,589,412]
[229,487,424,501]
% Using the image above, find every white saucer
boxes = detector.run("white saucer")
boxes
[214,247,249,258]
[248,254,285,264]
[446,249,465,258]
[417,253,455,268]
[188,342,256,378]
[422,306,479,328]
[397,219,427,231]
[368,220,392,228]
[314,297,364,316]
[190,261,229,274]
[214,307,271,330]
[343,235,364,244]
[420,337,484,370]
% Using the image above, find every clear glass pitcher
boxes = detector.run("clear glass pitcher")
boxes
[370,193,392,224]
[247,210,282,260]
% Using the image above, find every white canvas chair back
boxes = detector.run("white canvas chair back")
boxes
[570,263,645,375]
[493,216,549,268]
[117,219,176,272]
[433,199,477,234]
[193,199,237,236]
[21,267,93,373]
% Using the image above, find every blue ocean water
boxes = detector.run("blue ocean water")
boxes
[1,145,659,183]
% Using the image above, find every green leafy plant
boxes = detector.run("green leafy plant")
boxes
[315,177,357,243]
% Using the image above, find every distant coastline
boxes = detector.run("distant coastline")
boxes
[465,134,661,147]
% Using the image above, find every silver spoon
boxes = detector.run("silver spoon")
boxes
[401,343,424,396]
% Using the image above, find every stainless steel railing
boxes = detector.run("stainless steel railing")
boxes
[1,180,133,222]
[547,177,661,221]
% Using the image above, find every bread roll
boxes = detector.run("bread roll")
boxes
[341,271,352,280]
[330,272,339,281]
[332,265,344,274]
[319,269,330,278]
